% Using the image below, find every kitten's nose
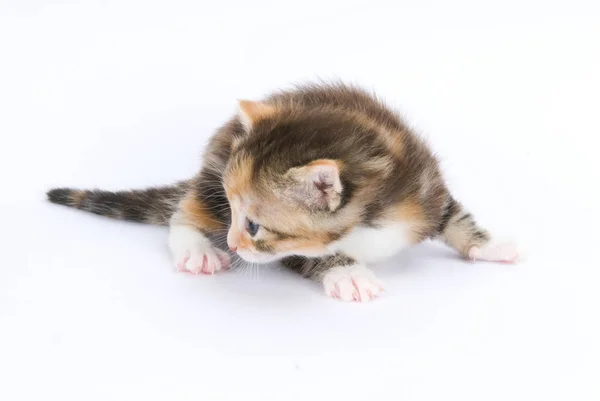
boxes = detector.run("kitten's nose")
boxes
[226,231,239,252]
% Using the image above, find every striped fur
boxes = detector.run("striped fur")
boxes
[47,183,188,225]
[436,198,491,257]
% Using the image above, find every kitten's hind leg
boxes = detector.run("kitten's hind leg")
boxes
[283,254,384,302]
[436,198,520,263]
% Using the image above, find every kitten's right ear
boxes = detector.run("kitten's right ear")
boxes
[238,100,276,131]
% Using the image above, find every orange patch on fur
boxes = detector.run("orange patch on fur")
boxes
[237,232,254,249]
[307,159,340,169]
[353,112,405,158]
[393,197,429,243]
[380,128,405,158]
[238,100,278,129]
[225,153,254,197]
[274,237,328,254]
[180,194,224,231]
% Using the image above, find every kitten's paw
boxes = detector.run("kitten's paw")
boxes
[323,264,384,302]
[169,225,230,275]
[468,241,521,264]
[175,246,231,275]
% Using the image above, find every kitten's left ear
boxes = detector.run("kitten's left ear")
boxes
[238,100,276,131]
[284,159,343,211]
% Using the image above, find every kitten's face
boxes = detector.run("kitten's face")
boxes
[223,101,351,263]
[224,152,343,263]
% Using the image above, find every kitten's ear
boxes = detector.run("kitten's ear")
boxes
[284,159,343,211]
[238,100,276,131]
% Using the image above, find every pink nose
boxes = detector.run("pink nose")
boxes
[229,245,238,252]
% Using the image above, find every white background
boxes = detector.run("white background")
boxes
[1,1,599,400]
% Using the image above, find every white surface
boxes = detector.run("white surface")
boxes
[1,1,599,400]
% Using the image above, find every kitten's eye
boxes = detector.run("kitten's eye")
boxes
[246,218,260,236]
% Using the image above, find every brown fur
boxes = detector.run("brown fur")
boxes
[178,193,225,231]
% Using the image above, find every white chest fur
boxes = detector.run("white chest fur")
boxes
[328,222,412,264]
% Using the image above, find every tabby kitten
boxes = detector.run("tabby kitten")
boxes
[48,83,519,302]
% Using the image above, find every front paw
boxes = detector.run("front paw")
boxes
[169,226,230,275]
[175,246,230,275]
[322,264,384,302]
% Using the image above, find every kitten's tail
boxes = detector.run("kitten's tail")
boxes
[46,182,189,225]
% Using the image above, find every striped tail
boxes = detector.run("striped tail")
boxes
[46,182,189,225]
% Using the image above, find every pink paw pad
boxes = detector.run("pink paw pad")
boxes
[176,248,231,275]
[323,265,384,303]
[176,255,190,272]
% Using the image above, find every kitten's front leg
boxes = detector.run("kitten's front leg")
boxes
[283,254,384,302]
[169,225,230,275]
[169,191,230,275]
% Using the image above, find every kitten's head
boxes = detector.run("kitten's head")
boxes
[223,100,358,263]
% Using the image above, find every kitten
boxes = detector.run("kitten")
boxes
[47,83,519,302]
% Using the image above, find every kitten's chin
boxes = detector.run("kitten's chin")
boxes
[237,248,333,264]
[236,250,281,264]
